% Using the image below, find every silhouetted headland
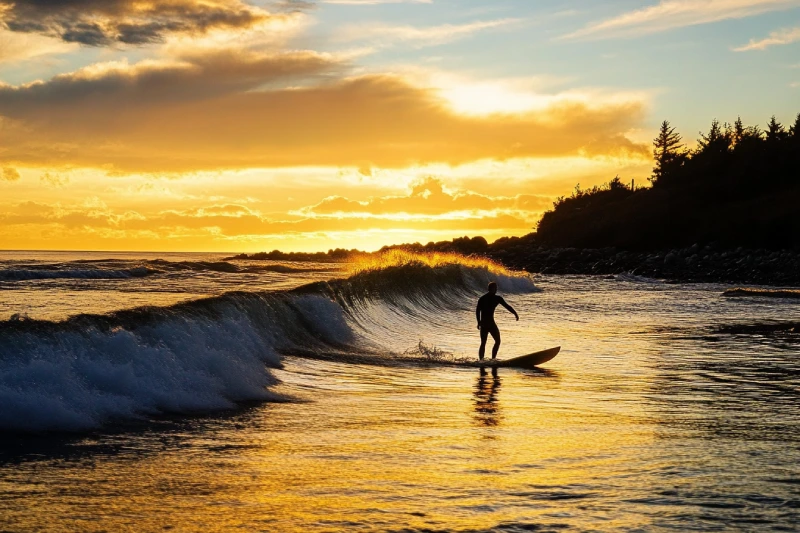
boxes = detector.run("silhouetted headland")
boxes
[232,113,800,285]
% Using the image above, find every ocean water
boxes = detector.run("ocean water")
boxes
[0,251,798,532]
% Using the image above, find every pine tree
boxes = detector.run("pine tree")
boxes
[790,113,800,138]
[697,119,731,152]
[766,115,788,142]
[733,116,747,146]
[651,120,684,185]
[746,124,763,140]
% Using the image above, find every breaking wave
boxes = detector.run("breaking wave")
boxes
[0,259,537,433]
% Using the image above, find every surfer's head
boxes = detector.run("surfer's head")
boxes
[488,282,497,294]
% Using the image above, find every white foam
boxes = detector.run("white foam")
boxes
[0,293,354,432]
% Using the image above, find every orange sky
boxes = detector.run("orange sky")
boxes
[1,0,797,251]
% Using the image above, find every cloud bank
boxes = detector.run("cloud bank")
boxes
[0,0,278,45]
[0,53,647,173]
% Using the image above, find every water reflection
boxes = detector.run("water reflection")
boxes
[473,367,502,427]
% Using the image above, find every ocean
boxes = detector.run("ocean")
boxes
[0,251,798,532]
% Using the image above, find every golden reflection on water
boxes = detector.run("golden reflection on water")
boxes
[1,278,798,532]
[0,357,663,532]
[474,367,502,428]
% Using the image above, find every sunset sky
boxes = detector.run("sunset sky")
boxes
[1,0,798,252]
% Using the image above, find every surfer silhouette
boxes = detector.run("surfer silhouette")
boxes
[476,282,518,360]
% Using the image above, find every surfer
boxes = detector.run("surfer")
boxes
[476,281,519,360]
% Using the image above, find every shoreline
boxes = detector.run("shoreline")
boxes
[230,242,800,287]
[491,245,800,286]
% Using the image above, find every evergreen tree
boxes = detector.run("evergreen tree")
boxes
[733,116,745,146]
[533,110,800,250]
[790,113,800,138]
[766,115,788,142]
[651,120,685,185]
[697,118,731,154]
[746,124,763,140]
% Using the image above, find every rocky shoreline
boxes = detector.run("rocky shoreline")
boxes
[491,245,800,286]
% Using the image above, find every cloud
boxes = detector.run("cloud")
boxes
[0,199,531,241]
[0,55,647,173]
[40,171,68,187]
[0,27,76,63]
[335,18,517,47]
[734,26,800,50]
[563,0,800,40]
[1,166,20,181]
[0,49,340,106]
[299,177,551,219]
[0,0,280,46]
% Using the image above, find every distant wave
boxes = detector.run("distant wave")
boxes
[0,260,329,282]
[146,259,331,274]
[613,272,662,284]
[723,288,800,299]
[0,267,157,281]
[714,321,799,335]
[0,260,537,432]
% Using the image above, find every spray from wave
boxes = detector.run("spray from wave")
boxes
[0,253,537,433]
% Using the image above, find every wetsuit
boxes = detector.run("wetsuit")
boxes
[476,293,517,359]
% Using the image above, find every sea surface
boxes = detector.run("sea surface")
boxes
[0,251,798,532]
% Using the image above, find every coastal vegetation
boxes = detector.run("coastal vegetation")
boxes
[535,113,800,250]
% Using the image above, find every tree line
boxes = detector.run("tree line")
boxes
[534,113,800,250]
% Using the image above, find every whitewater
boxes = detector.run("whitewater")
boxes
[0,250,798,532]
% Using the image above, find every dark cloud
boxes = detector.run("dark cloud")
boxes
[0,49,340,107]
[0,0,277,46]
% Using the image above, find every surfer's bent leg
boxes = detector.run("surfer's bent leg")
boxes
[489,324,501,359]
[478,326,489,360]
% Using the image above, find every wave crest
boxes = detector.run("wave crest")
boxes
[346,250,537,295]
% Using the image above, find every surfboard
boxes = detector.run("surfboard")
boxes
[471,346,560,369]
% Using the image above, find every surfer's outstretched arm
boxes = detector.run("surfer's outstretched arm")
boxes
[499,297,519,321]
